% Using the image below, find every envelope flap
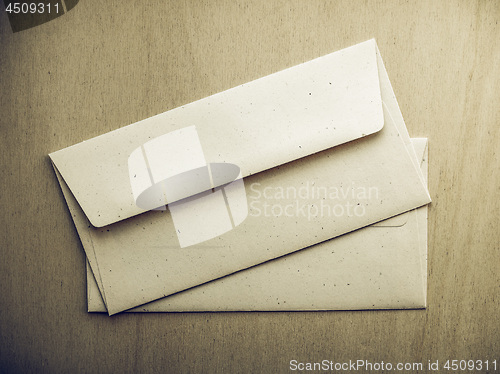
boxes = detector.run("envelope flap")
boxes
[49,39,383,227]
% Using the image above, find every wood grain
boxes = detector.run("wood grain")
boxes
[0,0,498,372]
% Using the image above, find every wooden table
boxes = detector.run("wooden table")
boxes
[1,1,498,372]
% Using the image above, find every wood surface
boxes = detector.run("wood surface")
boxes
[0,0,498,372]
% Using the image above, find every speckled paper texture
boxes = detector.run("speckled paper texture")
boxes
[52,40,431,314]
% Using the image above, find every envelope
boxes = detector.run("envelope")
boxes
[86,138,429,312]
[50,39,431,315]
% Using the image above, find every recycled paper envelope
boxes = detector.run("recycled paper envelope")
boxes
[86,138,429,312]
[50,39,431,314]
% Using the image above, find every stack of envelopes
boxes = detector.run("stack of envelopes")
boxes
[50,39,431,315]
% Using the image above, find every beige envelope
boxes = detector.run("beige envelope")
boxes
[50,40,431,315]
[86,138,429,312]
